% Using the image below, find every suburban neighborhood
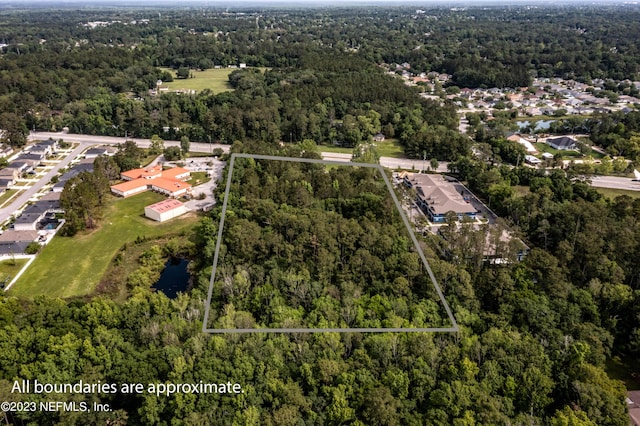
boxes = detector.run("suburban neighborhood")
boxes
[0,135,224,291]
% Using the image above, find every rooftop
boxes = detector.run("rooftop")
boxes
[160,167,190,180]
[146,199,186,214]
[407,173,476,216]
[111,179,149,193]
[121,165,163,180]
[14,212,43,225]
[0,241,31,255]
[150,177,191,193]
[0,230,39,242]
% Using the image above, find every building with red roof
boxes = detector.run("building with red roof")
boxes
[110,166,191,198]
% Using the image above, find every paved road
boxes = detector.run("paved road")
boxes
[28,132,640,193]
[163,157,226,211]
[320,152,451,173]
[0,144,86,223]
[29,131,230,154]
[591,175,640,191]
[34,132,455,171]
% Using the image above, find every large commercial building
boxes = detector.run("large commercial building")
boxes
[402,172,477,223]
[110,166,192,198]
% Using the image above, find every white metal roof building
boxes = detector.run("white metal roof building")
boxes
[144,199,189,222]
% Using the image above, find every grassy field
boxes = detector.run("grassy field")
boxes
[0,189,22,208]
[319,139,407,158]
[0,259,29,288]
[186,151,219,158]
[595,187,640,199]
[535,142,582,158]
[9,192,200,299]
[534,142,605,160]
[160,68,233,94]
[188,171,211,186]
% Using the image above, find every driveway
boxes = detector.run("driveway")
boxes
[162,157,226,211]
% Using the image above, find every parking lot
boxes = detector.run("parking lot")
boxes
[163,157,226,211]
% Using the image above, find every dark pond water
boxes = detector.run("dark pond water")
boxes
[152,258,190,299]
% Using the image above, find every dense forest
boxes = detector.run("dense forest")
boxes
[3,5,640,156]
[206,150,449,331]
[0,4,639,425]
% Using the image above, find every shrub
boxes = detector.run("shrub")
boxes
[25,242,42,254]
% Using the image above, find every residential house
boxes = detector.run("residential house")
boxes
[29,145,50,157]
[14,198,62,231]
[0,168,20,180]
[0,230,39,246]
[525,155,542,165]
[14,209,46,231]
[9,161,32,174]
[547,136,577,150]
[16,153,44,167]
[29,140,57,157]
[52,159,94,192]
[0,177,16,190]
[373,133,385,142]
[84,146,115,159]
[507,134,537,153]
[0,145,12,158]
[38,138,58,151]
[0,241,33,256]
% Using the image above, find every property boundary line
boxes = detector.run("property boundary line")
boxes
[202,153,459,333]
[3,255,36,291]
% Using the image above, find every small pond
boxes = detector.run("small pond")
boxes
[152,258,190,299]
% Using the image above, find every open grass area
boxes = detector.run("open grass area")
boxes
[319,139,407,158]
[0,258,29,288]
[188,171,211,186]
[317,145,352,155]
[535,142,582,158]
[373,139,406,158]
[141,152,160,167]
[186,151,219,158]
[534,141,605,160]
[595,187,640,199]
[515,114,572,123]
[9,192,200,299]
[160,68,233,94]
[0,189,22,208]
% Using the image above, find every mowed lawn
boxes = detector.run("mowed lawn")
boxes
[595,187,640,199]
[160,68,233,93]
[0,259,29,287]
[10,192,199,299]
[319,139,407,158]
